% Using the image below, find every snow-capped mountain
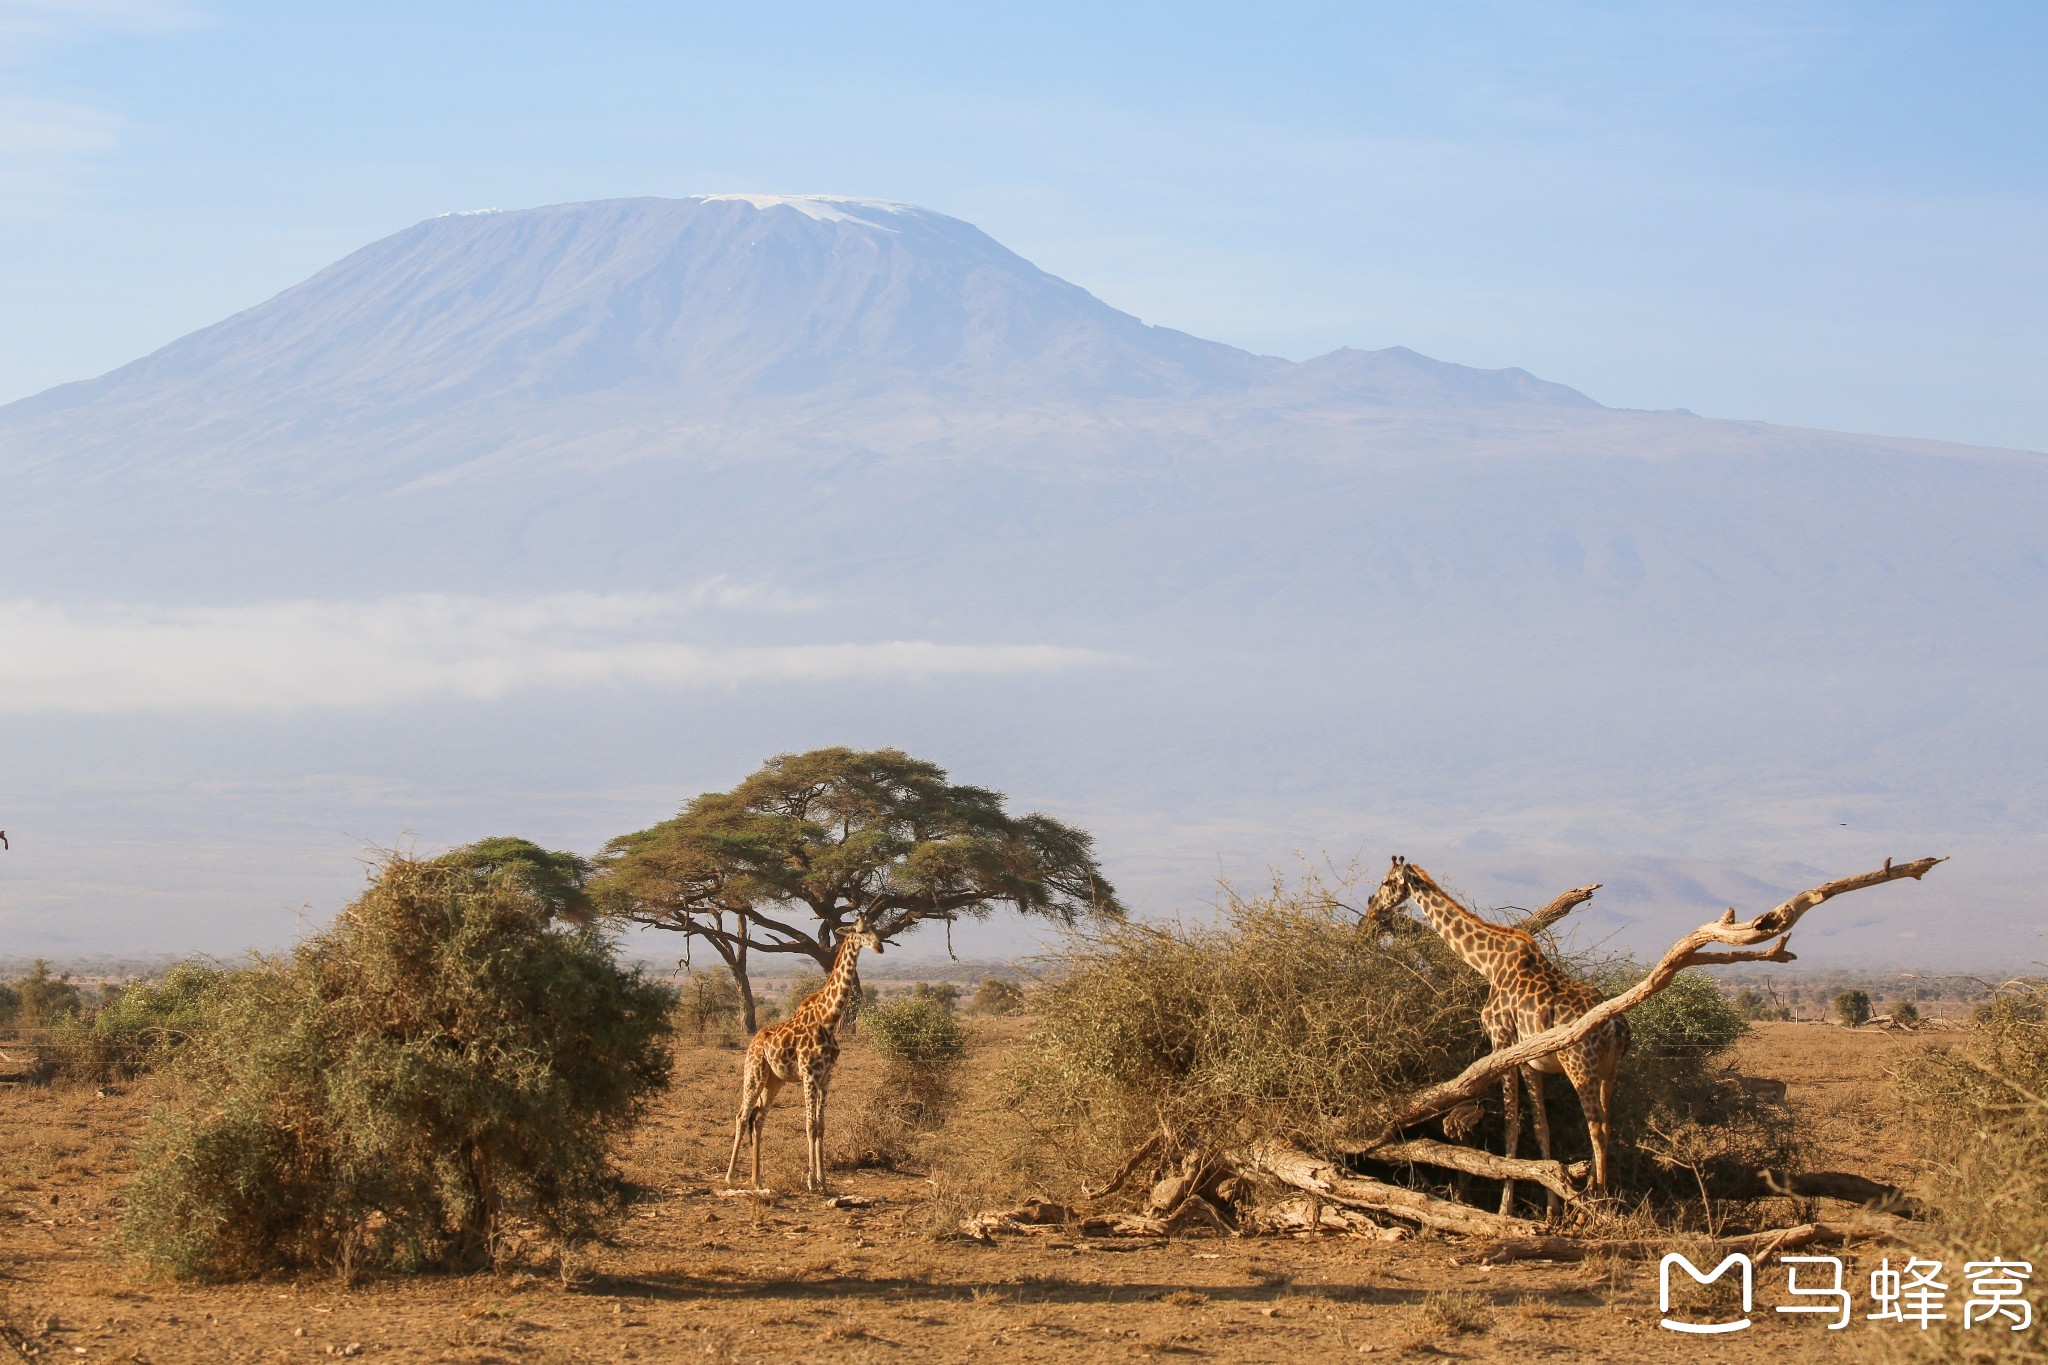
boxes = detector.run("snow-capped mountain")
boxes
[0,195,2034,963]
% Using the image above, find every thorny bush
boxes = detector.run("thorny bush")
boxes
[122,853,672,1282]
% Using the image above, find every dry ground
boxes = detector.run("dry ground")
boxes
[0,1018,1940,1362]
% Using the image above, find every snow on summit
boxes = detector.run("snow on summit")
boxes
[690,194,914,226]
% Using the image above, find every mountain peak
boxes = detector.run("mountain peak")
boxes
[0,193,1599,493]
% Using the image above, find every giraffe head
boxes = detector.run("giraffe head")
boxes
[1361,855,1419,928]
[841,914,884,955]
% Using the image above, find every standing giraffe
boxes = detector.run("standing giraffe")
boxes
[725,916,882,1192]
[1363,856,1628,1212]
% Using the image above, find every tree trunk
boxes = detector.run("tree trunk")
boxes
[1237,1142,1539,1238]
[734,936,758,1035]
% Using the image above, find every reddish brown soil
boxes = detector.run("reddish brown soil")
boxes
[0,1019,1936,1362]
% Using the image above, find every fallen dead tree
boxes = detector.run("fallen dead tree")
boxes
[1336,1136,1588,1203]
[1237,1141,1539,1238]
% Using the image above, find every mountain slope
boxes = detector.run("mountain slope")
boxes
[0,195,1599,493]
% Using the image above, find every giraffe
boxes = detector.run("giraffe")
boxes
[724,916,883,1192]
[1363,856,1628,1213]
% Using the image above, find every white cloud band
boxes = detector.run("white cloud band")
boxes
[0,589,1110,713]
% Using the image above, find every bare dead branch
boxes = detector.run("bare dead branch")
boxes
[1365,855,1946,1144]
[1337,1137,1589,1202]
[1081,1130,1166,1201]
[1516,884,1601,936]
[1763,1170,1926,1218]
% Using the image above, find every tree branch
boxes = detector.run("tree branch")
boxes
[1337,1138,1589,1203]
[1515,884,1601,936]
[1238,1142,1539,1238]
[1363,855,1945,1145]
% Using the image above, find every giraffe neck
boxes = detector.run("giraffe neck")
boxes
[1405,871,1523,986]
[807,931,865,1031]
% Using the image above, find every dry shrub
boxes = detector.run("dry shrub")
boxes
[1888,985,2048,1362]
[1005,875,1490,1191]
[1415,1290,1492,1337]
[122,853,673,1282]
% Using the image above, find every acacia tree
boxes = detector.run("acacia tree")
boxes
[594,747,1125,1031]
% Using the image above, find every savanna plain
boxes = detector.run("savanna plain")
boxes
[0,988,2004,1364]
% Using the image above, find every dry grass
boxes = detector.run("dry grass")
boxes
[1884,985,2048,1362]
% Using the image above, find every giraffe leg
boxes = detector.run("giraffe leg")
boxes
[1580,1071,1616,1196]
[725,1058,763,1186]
[1498,1067,1523,1216]
[748,1074,783,1191]
[1526,1069,1558,1219]
[802,1068,828,1192]
[752,1096,767,1190]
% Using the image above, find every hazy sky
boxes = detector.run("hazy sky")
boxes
[2,1,2043,450]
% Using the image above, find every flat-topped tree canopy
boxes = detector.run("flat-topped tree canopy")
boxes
[595,747,1122,1029]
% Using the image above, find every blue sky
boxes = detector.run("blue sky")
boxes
[2,1,2043,450]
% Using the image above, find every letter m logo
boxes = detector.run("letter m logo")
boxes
[1660,1252,1753,1334]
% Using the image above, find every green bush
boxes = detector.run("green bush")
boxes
[1889,999,1920,1025]
[123,854,673,1282]
[1730,987,1792,1022]
[911,981,961,1012]
[1833,989,1872,1027]
[1623,970,1748,1056]
[93,960,228,1072]
[968,977,1026,1015]
[864,996,966,1063]
[10,960,82,1028]
[0,979,18,1029]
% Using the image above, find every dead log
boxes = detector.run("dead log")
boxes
[1515,884,1602,936]
[1338,1137,1589,1203]
[1455,1222,1848,1265]
[1238,1141,1540,1239]
[1369,855,1946,1142]
[1763,1170,1925,1218]
[1258,1197,1410,1239]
